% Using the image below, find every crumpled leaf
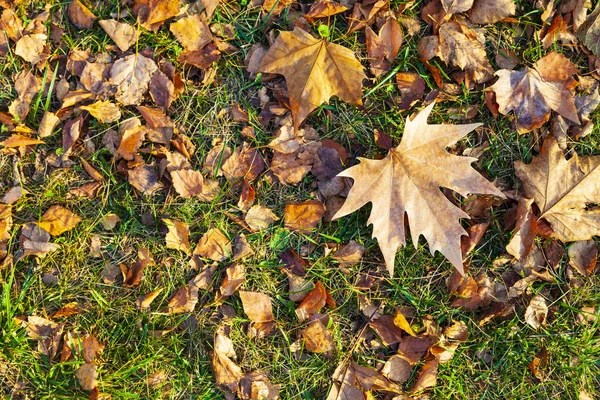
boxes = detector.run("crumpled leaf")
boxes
[302,316,334,353]
[213,326,243,393]
[259,27,366,129]
[366,17,403,76]
[25,316,64,361]
[99,19,140,52]
[15,34,47,63]
[437,20,494,85]
[334,103,504,275]
[577,4,600,57]
[490,52,580,133]
[110,54,158,106]
[568,240,597,276]
[525,295,548,329]
[515,136,600,242]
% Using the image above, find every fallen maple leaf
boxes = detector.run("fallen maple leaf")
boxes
[490,52,580,133]
[99,20,140,52]
[110,54,158,106]
[515,136,600,242]
[259,27,366,129]
[333,103,504,275]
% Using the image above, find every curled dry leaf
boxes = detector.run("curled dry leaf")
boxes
[99,20,140,52]
[525,295,548,329]
[382,355,412,384]
[284,199,325,233]
[245,205,279,231]
[116,125,145,160]
[515,137,600,242]
[26,316,64,361]
[128,163,164,195]
[506,198,538,261]
[577,5,600,57]
[36,205,82,236]
[99,213,120,230]
[163,218,191,254]
[490,52,579,133]
[366,17,403,77]
[219,263,245,298]
[213,326,244,393]
[194,228,231,261]
[81,101,121,123]
[20,223,60,258]
[411,359,439,394]
[135,288,163,311]
[38,111,60,138]
[295,281,329,322]
[259,27,366,129]
[334,103,504,275]
[396,72,426,111]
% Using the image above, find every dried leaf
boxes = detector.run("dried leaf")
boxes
[1,134,44,147]
[296,281,328,322]
[163,218,191,254]
[69,0,97,29]
[36,205,81,236]
[194,228,231,261]
[568,240,597,276]
[239,291,276,337]
[81,101,121,123]
[515,137,600,242]
[245,205,279,231]
[490,52,579,133]
[284,199,325,233]
[136,288,163,310]
[99,19,140,52]
[76,363,98,391]
[219,263,245,297]
[334,103,504,275]
[133,0,180,30]
[116,125,145,160]
[525,295,548,329]
[110,54,158,106]
[366,17,403,77]
[259,27,366,129]
[441,0,474,14]
[469,0,516,24]
[302,317,334,353]
[412,359,439,393]
[15,34,47,63]
[170,14,212,51]
[506,198,538,260]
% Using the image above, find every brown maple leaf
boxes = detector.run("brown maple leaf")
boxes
[259,27,366,129]
[489,51,580,133]
[515,136,600,243]
[333,103,504,275]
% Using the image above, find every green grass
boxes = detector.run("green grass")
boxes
[1,0,600,399]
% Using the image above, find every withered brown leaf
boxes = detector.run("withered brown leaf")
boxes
[334,103,504,275]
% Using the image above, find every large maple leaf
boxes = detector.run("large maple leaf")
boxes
[489,52,580,133]
[259,27,366,130]
[515,136,600,242]
[333,103,504,275]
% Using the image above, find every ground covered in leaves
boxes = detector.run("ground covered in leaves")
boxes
[1,0,600,398]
